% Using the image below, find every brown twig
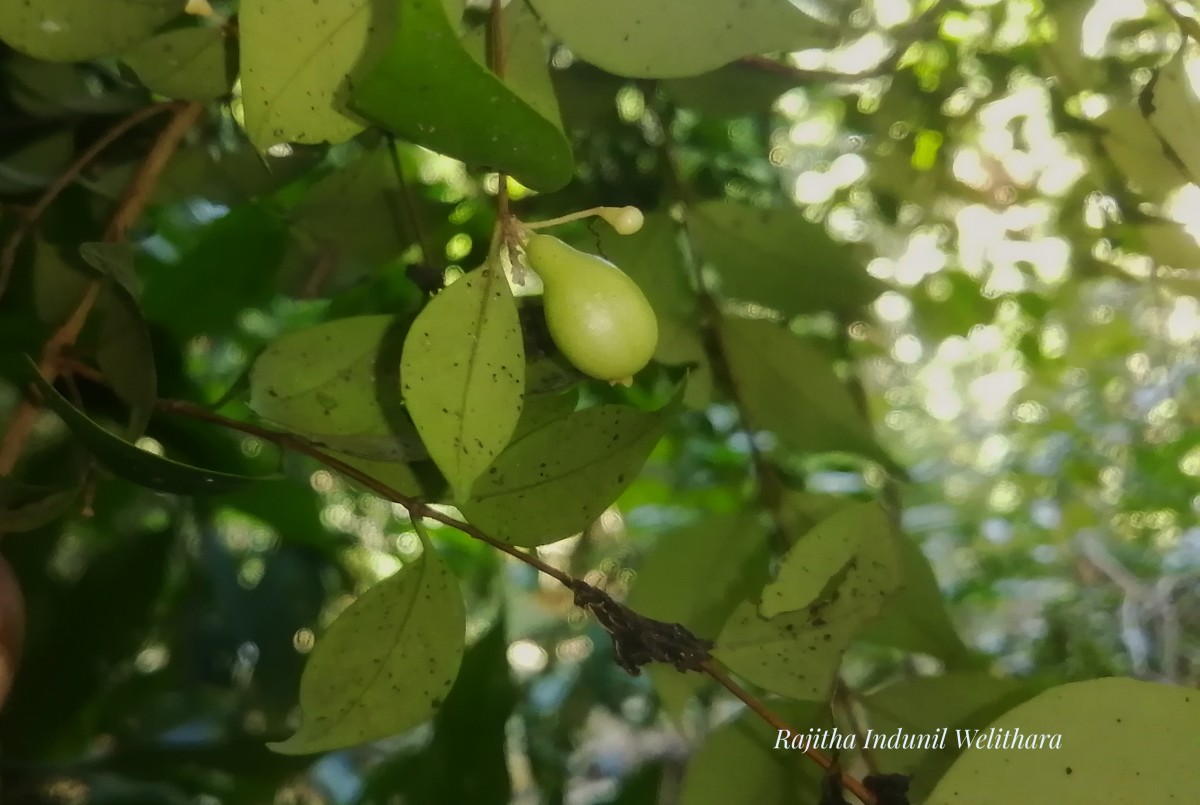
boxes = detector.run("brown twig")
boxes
[104,103,204,242]
[0,102,204,481]
[385,139,441,276]
[835,679,880,774]
[0,102,179,304]
[487,0,524,278]
[658,137,790,550]
[152,399,572,585]
[152,395,873,805]
[659,111,883,803]
[703,661,878,804]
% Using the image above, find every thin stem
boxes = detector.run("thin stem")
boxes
[658,136,789,549]
[835,680,880,774]
[487,0,524,279]
[660,111,879,803]
[153,399,572,586]
[386,137,441,274]
[103,102,204,242]
[521,207,612,231]
[0,102,204,482]
[154,396,874,802]
[0,102,180,303]
[703,661,878,804]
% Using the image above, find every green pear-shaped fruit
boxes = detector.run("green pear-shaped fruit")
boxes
[525,234,658,384]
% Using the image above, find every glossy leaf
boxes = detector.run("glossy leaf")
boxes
[527,0,836,78]
[928,678,1200,804]
[719,315,897,470]
[350,0,573,191]
[26,358,262,495]
[715,502,902,701]
[250,315,427,462]
[270,546,466,754]
[461,403,672,546]
[122,26,233,101]
[239,0,394,148]
[402,265,524,501]
[0,0,185,62]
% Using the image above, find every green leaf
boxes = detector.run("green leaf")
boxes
[25,357,262,495]
[350,0,573,191]
[0,131,73,194]
[678,703,825,805]
[760,503,865,619]
[719,315,897,471]
[863,673,1043,802]
[355,617,514,805]
[715,501,902,701]
[402,265,524,501]
[1142,46,1200,186]
[510,388,578,441]
[250,315,427,463]
[527,0,836,78]
[859,527,973,667]
[461,0,565,140]
[269,546,466,754]
[461,402,672,547]
[6,54,142,118]
[626,514,771,721]
[663,63,798,119]
[141,205,289,339]
[85,139,325,209]
[928,678,1200,804]
[525,350,584,396]
[689,201,883,316]
[280,146,437,292]
[0,0,185,62]
[1096,108,1185,198]
[239,0,395,148]
[121,26,234,101]
[32,239,156,437]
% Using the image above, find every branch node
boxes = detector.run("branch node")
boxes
[565,578,713,675]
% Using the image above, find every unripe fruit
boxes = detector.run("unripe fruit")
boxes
[601,206,644,235]
[524,234,658,384]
